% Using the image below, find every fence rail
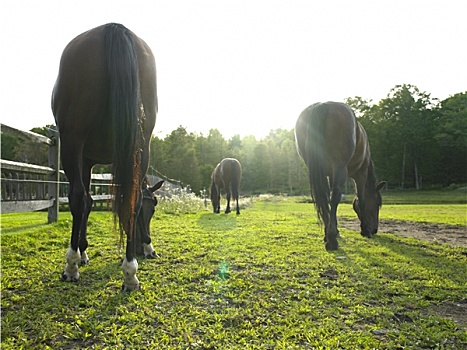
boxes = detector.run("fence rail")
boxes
[1,124,60,222]
[1,124,174,222]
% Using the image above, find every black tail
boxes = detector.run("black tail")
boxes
[306,103,330,225]
[105,23,142,238]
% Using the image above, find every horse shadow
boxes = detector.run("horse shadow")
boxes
[333,230,466,290]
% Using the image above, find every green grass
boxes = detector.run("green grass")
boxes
[1,194,467,349]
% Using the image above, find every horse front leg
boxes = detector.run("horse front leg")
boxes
[136,201,158,259]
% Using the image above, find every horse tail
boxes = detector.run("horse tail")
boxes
[230,160,241,200]
[105,23,142,239]
[306,103,330,225]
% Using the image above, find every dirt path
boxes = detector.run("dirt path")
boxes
[339,218,467,247]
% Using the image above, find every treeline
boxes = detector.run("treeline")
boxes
[2,84,465,195]
[149,127,308,195]
[346,85,466,189]
[150,84,466,194]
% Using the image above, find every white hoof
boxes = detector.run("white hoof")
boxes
[122,258,140,291]
[143,243,158,259]
[80,251,90,265]
[63,248,81,282]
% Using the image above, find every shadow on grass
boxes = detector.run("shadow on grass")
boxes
[197,211,239,231]
[1,223,50,235]
[335,232,467,295]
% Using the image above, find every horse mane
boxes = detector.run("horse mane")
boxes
[366,160,383,207]
[366,160,377,190]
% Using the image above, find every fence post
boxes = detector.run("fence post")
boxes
[48,126,60,223]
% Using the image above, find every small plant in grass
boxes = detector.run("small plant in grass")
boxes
[158,186,207,214]
[157,186,254,215]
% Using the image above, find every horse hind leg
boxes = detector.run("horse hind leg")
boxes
[63,182,88,281]
[225,188,232,214]
[122,190,144,291]
[78,161,94,265]
[122,234,140,291]
[325,165,348,251]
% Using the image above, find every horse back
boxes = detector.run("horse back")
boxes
[52,25,109,136]
[213,158,242,188]
[51,23,157,162]
[295,102,369,175]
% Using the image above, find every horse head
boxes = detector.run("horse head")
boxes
[353,181,387,237]
[136,180,164,254]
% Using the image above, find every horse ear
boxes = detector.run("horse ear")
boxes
[376,181,387,192]
[151,180,164,193]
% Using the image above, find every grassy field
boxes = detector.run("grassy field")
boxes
[1,193,467,349]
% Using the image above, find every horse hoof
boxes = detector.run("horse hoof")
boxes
[80,251,90,265]
[145,251,159,259]
[62,272,79,282]
[325,240,339,251]
[236,211,240,215]
[121,283,140,292]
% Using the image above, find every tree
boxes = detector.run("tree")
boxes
[1,131,19,161]
[435,92,467,185]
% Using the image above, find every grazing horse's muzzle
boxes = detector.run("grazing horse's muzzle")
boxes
[360,225,377,238]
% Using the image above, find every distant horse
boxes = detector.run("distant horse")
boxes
[52,23,159,291]
[211,158,242,215]
[295,102,386,251]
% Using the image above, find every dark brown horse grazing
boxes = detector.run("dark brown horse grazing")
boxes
[52,23,158,291]
[135,178,165,256]
[211,158,242,215]
[295,102,386,251]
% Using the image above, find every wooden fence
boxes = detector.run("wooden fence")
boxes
[1,124,113,223]
[1,124,61,223]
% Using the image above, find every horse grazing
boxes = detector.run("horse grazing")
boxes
[211,158,242,215]
[295,102,386,251]
[135,178,165,256]
[52,23,158,291]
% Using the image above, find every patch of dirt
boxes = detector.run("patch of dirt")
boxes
[423,299,467,329]
[339,218,467,247]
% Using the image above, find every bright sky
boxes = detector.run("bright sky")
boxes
[1,1,466,139]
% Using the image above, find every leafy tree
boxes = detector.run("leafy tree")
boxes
[435,92,467,185]
[1,131,19,161]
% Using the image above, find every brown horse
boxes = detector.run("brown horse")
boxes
[295,102,386,251]
[211,158,242,215]
[52,23,158,291]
